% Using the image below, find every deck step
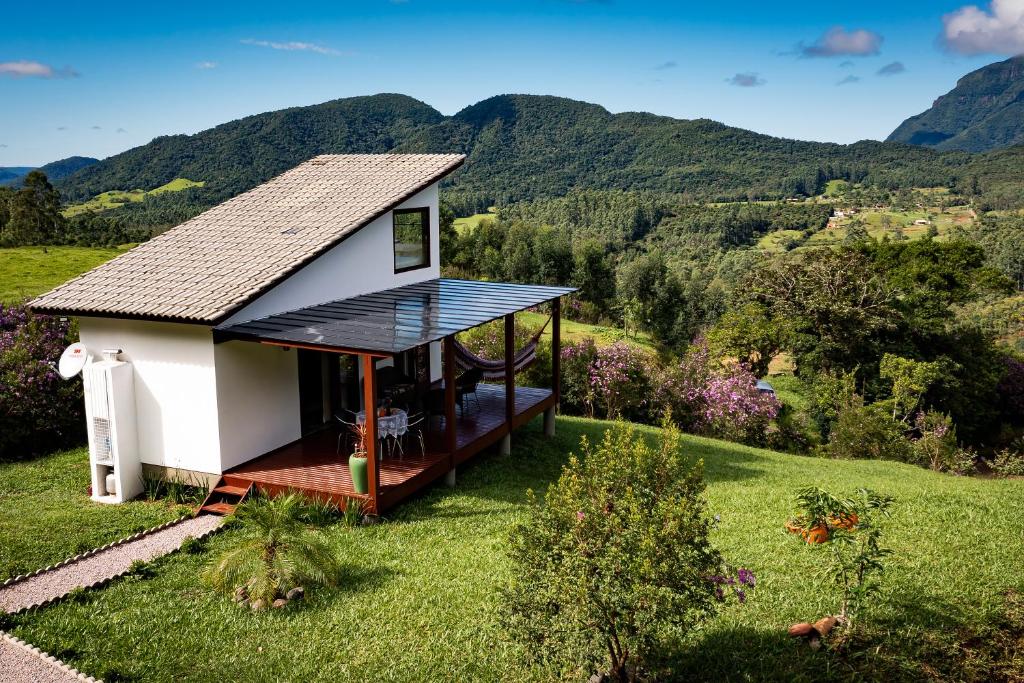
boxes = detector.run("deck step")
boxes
[213,484,249,497]
[200,502,238,516]
[196,477,252,517]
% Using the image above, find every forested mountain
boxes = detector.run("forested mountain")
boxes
[0,167,33,184]
[1,157,98,188]
[57,92,1024,219]
[888,56,1024,152]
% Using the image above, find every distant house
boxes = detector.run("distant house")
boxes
[914,219,931,225]
[31,154,574,515]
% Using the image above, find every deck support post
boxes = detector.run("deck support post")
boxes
[361,354,380,515]
[445,468,456,487]
[552,298,561,406]
[443,336,457,458]
[504,313,515,451]
[543,407,556,437]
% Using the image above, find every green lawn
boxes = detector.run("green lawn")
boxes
[519,310,657,352]
[0,448,189,580]
[62,178,204,217]
[6,418,1022,681]
[0,245,131,304]
[453,210,497,235]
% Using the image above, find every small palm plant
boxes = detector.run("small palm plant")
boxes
[205,492,341,606]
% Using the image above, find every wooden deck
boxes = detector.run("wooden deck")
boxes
[225,384,555,513]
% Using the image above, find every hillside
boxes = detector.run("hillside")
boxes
[57,93,1018,214]
[1,157,98,188]
[888,56,1024,152]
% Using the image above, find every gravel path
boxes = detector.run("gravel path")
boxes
[0,634,86,683]
[0,515,222,614]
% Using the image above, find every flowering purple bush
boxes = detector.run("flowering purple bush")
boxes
[0,303,84,459]
[560,339,652,420]
[655,338,780,443]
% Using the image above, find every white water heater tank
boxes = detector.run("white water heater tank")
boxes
[83,352,141,504]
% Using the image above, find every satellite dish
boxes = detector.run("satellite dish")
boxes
[57,342,89,379]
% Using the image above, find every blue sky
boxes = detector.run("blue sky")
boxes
[1,0,1019,166]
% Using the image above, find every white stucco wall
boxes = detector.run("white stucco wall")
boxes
[213,340,300,471]
[77,318,222,474]
[221,183,441,325]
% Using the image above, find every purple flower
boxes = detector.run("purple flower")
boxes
[576,511,585,521]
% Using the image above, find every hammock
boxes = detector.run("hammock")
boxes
[452,316,551,381]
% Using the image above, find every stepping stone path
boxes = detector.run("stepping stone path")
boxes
[0,514,223,683]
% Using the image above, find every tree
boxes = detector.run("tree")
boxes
[438,201,458,266]
[502,423,729,682]
[2,171,65,245]
[879,353,949,423]
[743,249,899,375]
[705,301,785,378]
[571,238,615,313]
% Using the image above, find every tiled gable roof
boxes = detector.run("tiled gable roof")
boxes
[30,153,465,323]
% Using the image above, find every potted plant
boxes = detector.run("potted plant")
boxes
[348,423,369,494]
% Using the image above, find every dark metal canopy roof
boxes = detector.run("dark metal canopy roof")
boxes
[213,278,576,355]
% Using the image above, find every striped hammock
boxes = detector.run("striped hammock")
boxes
[452,316,551,381]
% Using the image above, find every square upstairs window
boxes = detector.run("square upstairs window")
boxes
[393,207,430,273]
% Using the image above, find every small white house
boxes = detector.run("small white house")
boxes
[32,154,572,514]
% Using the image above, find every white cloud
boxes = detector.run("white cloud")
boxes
[837,75,861,86]
[942,0,1024,55]
[240,39,342,56]
[877,61,906,76]
[0,60,78,78]
[195,61,218,69]
[800,27,883,57]
[727,72,766,87]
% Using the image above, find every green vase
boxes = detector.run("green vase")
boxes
[349,454,368,494]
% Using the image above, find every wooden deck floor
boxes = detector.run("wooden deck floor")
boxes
[225,384,554,512]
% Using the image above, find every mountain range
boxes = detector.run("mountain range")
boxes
[1,157,98,188]
[888,56,1024,153]
[41,56,1024,213]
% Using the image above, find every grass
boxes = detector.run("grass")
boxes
[62,178,204,217]
[6,417,1022,681]
[519,310,657,352]
[0,448,189,580]
[0,245,132,303]
[453,210,497,235]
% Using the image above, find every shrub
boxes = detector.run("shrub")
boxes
[205,492,341,606]
[790,487,894,631]
[909,411,974,474]
[826,403,912,462]
[991,447,1024,478]
[502,422,731,682]
[655,338,780,443]
[560,339,653,421]
[0,303,85,460]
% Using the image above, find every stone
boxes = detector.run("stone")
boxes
[788,622,814,638]
[233,586,248,603]
[286,586,305,601]
[272,598,288,609]
[250,598,266,611]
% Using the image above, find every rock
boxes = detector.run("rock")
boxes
[788,622,815,638]
[250,599,266,611]
[812,615,838,638]
[233,586,248,603]
[286,587,305,601]
[272,598,288,609]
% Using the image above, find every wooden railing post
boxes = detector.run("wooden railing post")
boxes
[361,354,379,514]
[552,298,561,404]
[505,313,515,424]
[443,336,457,455]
